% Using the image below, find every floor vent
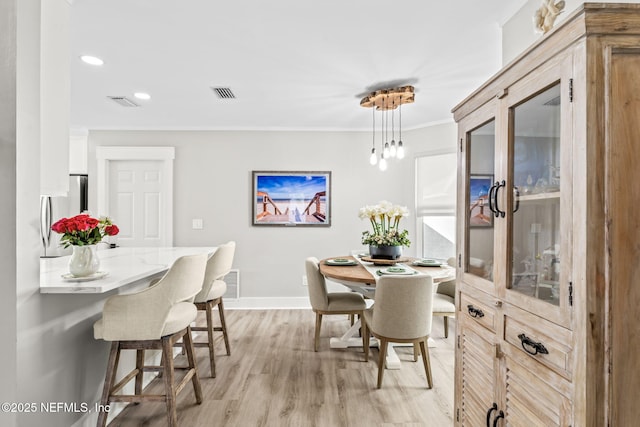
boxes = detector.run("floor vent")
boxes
[222,269,240,301]
[107,96,139,107]
[211,87,236,99]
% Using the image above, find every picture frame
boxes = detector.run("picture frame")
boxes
[252,171,331,226]
[469,174,494,228]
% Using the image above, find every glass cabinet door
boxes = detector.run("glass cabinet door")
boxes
[509,84,562,306]
[465,120,496,286]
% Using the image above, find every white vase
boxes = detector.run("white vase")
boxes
[68,244,100,277]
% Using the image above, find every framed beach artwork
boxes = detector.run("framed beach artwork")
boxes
[252,171,331,226]
[469,174,493,228]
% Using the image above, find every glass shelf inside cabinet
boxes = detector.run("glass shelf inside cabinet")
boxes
[510,84,562,306]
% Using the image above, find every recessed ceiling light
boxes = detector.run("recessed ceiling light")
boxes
[80,55,104,66]
[134,92,151,100]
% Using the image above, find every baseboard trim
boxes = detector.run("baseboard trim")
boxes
[223,297,310,310]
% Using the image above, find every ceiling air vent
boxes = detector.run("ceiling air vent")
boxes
[211,87,236,99]
[107,96,139,107]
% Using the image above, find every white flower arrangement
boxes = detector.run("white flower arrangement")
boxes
[359,200,411,247]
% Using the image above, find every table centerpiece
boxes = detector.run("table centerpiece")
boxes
[359,200,410,260]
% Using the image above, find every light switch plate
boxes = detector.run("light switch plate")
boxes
[192,218,203,230]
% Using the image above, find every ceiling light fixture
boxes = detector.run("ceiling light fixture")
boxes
[80,55,104,66]
[134,92,151,100]
[360,85,414,170]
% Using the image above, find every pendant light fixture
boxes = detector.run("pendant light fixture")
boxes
[369,105,377,165]
[360,85,414,170]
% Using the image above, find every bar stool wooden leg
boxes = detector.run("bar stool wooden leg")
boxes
[205,300,216,378]
[97,342,120,427]
[183,326,203,403]
[217,299,230,356]
[134,349,144,399]
[162,336,178,427]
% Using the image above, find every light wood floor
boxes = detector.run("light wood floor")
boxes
[108,309,455,426]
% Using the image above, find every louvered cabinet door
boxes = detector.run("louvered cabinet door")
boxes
[502,352,573,427]
[458,318,498,426]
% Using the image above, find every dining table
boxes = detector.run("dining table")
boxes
[318,252,456,369]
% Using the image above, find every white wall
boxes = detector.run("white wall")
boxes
[87,122,457,306]
[0,0,18,426]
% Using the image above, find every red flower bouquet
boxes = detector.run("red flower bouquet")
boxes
[51,214,119,248]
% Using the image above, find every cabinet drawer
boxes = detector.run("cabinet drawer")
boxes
[504,352,573,426]
[503,305,572,379]
[459,292,498,333]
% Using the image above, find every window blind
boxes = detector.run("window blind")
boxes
[416,152,457,216]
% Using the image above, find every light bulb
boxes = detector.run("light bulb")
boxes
[396,141,405,159]
[379,156,388,171]
[383,142,390,159]
[390,139,397,157]
[369,148,377,165]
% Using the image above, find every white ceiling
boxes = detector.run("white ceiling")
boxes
[70,0,528,132]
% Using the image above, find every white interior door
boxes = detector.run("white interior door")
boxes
[109,160,164,247]
[96,146,174,247]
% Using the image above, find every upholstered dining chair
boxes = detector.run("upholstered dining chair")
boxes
[362,274,434,389]
[305,257,367,352]
[94,253,208,427]
[191,241,236,377]
[433,257,457,338]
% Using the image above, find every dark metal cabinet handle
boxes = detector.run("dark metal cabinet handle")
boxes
[488,183,497,215]
[492,410,505,427]
[467,304,485,318]
[518,333,549,356]
[493,180,506,218]
[513,186,520,213]
[486,403,498,427]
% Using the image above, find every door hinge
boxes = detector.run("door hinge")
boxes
[456,407,460,422]
[457,335,461,349]
[458,253,462,268]
[569,281,573,306]
[459,138,463,152]
[569,78,573,102]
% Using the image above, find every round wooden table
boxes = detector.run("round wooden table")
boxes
[318,255,456,369]
[319,255,455,286]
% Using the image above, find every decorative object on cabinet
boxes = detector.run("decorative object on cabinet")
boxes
[533,0,566,34]
[360,85,413,170]
[452,4,640,426]
[252,171,331,226]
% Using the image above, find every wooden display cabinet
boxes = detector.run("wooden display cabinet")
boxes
[452,4,640,426]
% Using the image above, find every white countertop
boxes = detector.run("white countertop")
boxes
[40,246,216,294]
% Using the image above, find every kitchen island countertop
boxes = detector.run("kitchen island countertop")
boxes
[40,246,216,294]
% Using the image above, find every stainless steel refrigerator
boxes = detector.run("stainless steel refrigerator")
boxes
[40,174,88,257]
